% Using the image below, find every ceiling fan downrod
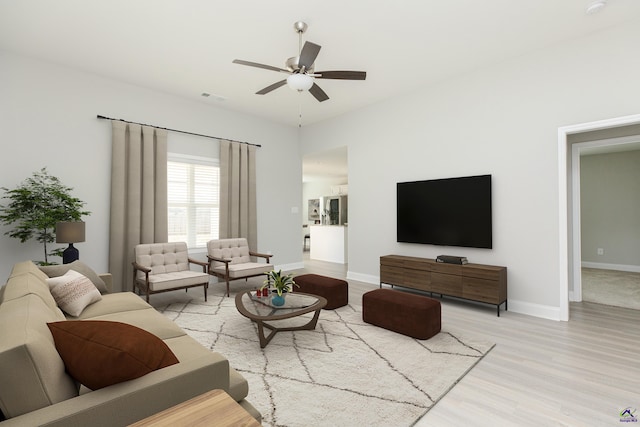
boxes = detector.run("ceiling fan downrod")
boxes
[293,21,308,59]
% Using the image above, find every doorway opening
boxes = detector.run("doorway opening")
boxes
[571,135,640,308]
[558,114,640,320]
[301,146,348,259]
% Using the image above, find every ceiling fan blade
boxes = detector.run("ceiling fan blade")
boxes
[256,80,287,95]
[315,70,367,80]
[309,83,329,102]
[298,42,321,70]
[233,59,290,74]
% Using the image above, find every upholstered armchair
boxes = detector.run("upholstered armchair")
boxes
[207,238,273,297]
[132,242,209,302]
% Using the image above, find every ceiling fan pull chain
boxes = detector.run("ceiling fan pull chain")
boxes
[298,93,303,128]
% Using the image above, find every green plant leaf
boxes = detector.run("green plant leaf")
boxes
[0,168,90,263]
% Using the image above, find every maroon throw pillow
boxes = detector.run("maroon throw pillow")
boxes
[47,320,179,390]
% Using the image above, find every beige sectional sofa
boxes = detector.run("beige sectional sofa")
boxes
[0,261,260,426]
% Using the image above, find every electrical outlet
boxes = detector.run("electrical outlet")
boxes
[597,248,604,256]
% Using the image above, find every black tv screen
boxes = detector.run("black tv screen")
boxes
[397,174,492,249]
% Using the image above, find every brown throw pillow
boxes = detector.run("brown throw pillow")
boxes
[47,320,179,390]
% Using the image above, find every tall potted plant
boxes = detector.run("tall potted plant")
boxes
[0,168,90,265]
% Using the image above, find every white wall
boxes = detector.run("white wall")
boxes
[0,51,302,285]
[300,20,640,319]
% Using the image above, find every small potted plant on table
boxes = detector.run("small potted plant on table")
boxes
[261,269,298,306]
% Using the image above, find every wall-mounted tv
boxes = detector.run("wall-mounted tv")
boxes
[397,174,492,249]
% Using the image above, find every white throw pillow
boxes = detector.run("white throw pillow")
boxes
[47,270,102,317]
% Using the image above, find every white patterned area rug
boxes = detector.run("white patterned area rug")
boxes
[156,293,495,427]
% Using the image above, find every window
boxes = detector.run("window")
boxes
[167,155,219,249]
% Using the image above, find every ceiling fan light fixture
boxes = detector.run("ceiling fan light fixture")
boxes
[287,73,314,91]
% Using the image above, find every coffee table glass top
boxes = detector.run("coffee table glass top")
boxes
[238,292,324,319]
[235,290,328,347]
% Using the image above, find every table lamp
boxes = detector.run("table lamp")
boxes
[56,221,86,264]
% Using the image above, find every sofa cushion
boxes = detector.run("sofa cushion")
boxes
[147,270,210,292]
[85,307,187,340]
[47,270,102,317]
[47,320,179,390]
[40,261,108,294]
[2,266,62,316]
[207,238,253,267]
[211,262,272,279]
[134,242,191,278]
[0,295,77,418]
[8,260,50,281]
[73,292,151,320]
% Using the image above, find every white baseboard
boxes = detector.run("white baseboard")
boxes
[569,291,579,302]
[344,272,564,321]
[278,262,305,272]
[581,262,640,273]
[507,300,562,321]
[346,271,379,286]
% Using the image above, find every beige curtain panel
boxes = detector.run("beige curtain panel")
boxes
[219,140,257,250]
[109,121,168,291]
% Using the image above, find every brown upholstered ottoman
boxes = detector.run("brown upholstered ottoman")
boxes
[362,289,441,339]
[294,274,348,309]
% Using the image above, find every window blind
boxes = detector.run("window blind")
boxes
[167,156,220,249]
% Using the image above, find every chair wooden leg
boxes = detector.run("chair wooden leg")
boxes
[226,279,230,297]
[204,283,208,302]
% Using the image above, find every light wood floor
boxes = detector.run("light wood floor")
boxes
[292,256,640,426]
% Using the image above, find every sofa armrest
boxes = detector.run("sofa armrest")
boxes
[188,258,208,273]
[207,256,231,273]
[132,262,151,274]
[98,273,113,293]
[0,353,231,427]
[249,251,272,262]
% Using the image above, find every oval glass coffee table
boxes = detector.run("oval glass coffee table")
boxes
[235,290,327,348]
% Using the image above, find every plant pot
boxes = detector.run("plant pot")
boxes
[271,291,286,307]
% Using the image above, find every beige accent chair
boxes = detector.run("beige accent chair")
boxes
[132,242,209,302]
[207,238,273,297]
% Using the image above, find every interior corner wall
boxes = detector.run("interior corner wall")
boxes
[580,150,640,268]
[300,19,640,320]
[0,51,301,287]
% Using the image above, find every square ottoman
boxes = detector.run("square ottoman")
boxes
[362,288,441,339]
[294,274,348,310]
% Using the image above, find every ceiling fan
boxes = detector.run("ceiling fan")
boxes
[232,21,366,102]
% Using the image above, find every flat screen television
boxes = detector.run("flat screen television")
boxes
[396,174,492,249]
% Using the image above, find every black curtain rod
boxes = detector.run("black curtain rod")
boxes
[96,115,261,148]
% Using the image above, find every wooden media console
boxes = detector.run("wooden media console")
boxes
[380,255,507,316]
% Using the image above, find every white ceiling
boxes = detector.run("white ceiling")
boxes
[2,0,640,130]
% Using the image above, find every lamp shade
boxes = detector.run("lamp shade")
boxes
[56,221,86,244]
[287,73,314,91]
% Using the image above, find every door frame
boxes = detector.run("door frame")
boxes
[558,113,640,321]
